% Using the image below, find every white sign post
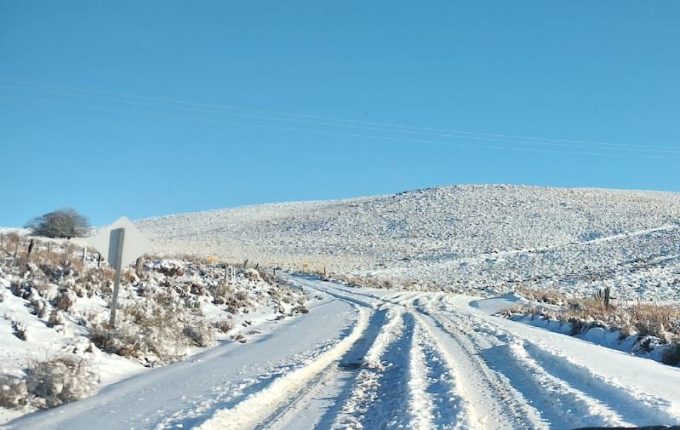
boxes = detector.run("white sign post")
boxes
[87,216,149,328]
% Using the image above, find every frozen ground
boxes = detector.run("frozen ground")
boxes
[137,185,680,301]
[5,274,680,430]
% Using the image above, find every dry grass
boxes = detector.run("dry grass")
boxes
[332,273,421,291]
[512,287,680,342]
[89,289,218,365]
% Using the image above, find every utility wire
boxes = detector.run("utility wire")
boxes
[2,78,675,151]
[2,79,678,154]
[1,91,675,161]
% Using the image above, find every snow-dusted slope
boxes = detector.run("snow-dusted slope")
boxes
[138,185,680,300]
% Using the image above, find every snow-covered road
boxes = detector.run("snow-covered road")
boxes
[6,275,680,430]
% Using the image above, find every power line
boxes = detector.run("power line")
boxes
[2,78,678,153]
[1,92,675,161]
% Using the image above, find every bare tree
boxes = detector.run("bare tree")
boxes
[26,208,91,239]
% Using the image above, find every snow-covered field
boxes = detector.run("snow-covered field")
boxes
[5,274,680,430]
[138,185,680,301]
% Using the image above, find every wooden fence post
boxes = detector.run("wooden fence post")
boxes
[135,256,144,277]
[604,287,611,310]
[26,239,35,262]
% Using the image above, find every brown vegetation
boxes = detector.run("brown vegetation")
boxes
[510,287,680,343]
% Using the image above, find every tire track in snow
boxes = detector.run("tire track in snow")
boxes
[522,341,680,425]
[315,282,540,428]
[434,296,680,427]
[153,317,352,430]
[471,335,630,428]
[332,308,414,429]
[408,317,471,429]
[421,311,545,429]
[408,323,437,430]
[254,363,341,430]
[464,314,680,426]
[259,309,388,430]
[195,307,371,430]
[434,298,627,429]
[288,278,680,429]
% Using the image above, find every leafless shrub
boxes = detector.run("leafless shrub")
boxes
[121,269,138,284]
[213,318,233,334]
[155,260,185,277]
[0,374,28,408]
[26,355,98,408]
[10,280,33,300]
[11,319,27,341]
[81,266,114,298]
[38,259,83,284]
[89,324,139,358]
[47,309,65,328]
[1,232,20,256]
[211,282,233,305]
[258,270,277,285]
[183,320,216,347]
[244,268,261,281]
[54,289,76,312]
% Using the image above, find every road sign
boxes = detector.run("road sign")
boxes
[86,216,149,328]
[87,216,149,268]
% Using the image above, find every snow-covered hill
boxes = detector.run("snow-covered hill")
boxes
[138,185,680,300]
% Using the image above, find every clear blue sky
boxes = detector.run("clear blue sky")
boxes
[1,1,679,226]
